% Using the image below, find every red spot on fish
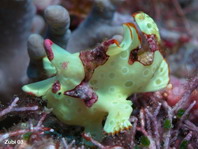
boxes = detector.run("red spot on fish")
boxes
[132,11,143,18]
[27,92,36,96]
[44,39,54,61]
[61,62,68,69]
[52,81,61,93]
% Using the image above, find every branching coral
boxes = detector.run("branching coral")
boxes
[0,97,38,118]
[66,0,124,53]
[45,5,71,49]
[0,96,84,148]
[27,5,71,80]
[0,97,51,145]
[82,133,124,149]
[130,77,198,149]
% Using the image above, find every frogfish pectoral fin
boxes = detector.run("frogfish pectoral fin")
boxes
[22,77,55,97]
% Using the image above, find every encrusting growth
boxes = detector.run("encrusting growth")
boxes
[22,12,169,142]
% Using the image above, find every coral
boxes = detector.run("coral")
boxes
[134,77,198,149]
[167,46,198,78]
[66,0,124,53]
[27,34,46,80]
[27,5,71,81]
[34,0,60,11]
[0,97,38,118]
[158,76,198,118]
[22,12,169,142]
[0,0,35,102]
[62,0,92,18]
[45,5,71,49]
[82,133,124,149]
[0,97,82,149]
